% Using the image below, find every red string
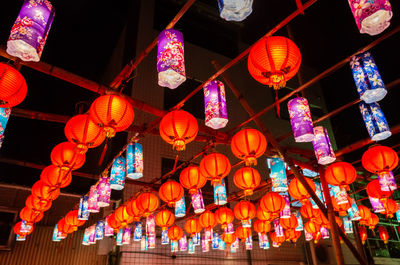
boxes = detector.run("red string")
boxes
[275,90,281,119]
[296,0,305,15]
[98,138,109,166]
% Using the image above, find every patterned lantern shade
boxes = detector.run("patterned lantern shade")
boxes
[104,216,114,237]
[7,0,55,62]
[267,157,288,192]
[122,227,131,245]
[330,185,349,205]
[214,178,227,205]
[179,235,188,251]
[369,196,385,213]
[16,234,26,241]
[0,108,11,149]
[88,185,100,213]
[352,52,387,103]
[82,228,90,245]
[203,80,228,129]
[273,219,284,237]
[294,211,304,231]
[217,0,253,21]
[157,29,186,89]
[280,192,291,219]
[191,189,205,214]
[141,236,148,251]
[110,156,126,190]
[134,222,143,241]
[396,203,400,222]
[310,181,326,209]
[347,198,362,220]
[88,226,96,244]
[288,97,314,142]
[95,220,105,240]
[52,225,60,242]
[175,196,186,218]
[378,171,397,192]
[359,101,391,141]
[343,217,353,234]
[312,126,336,165]
[162,229,169,245]
[348,0,392,36]
[78,196,89,220]
[126,143,143,180]
[116,228,123,246]
[321,227,330,239]
[97,177,111,207]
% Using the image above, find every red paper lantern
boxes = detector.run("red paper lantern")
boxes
[222,233,237,246]
[168,225,183,242]
[14,221,33,236]
[136,192,159,217]
[31,181,60,201]
[378,226,389,244]
[233,167,261,196]
[179,165,207,194]
[280,214,298,230]
[358,205,372,225]
[234,200,256,221]
[331,196,351,216]
[248,36,301,90]
[285,229,301,243]
[64,114,106,154]
[50,142,86,171]
[199,152,231,184]
[65,210,85,230]
[20,207,43,224]
[40,165,72,189]
[304,221,321,234]
[89,95,134,138]
[158,180,184,207]
[270,231,285,246]
[126,199,143,221]
[256,206,273,222]
[359,226,367,244]
[288,178,316,204]
[115,205,134,227]
[300,204,321,221]
[253,219,271,233]
[57,218,75,234]
[107,213,122,231]
[25,195,52,212]
[155,209,175,230]
[159,110,198,151]
[325,162,357,187]
[235,225,251,242]
[259,192,285,216]
[199,210,217,229]
[366,179,392,201]
[215,207,234,229]
[184,218,202,236]
[231,128,267,166]
[367,213,379,230]
[362,146,399,173]
[0,63,27,108]
[384,199,398,218]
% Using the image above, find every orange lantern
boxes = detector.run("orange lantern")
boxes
[222,233,237,246]
[89,95,134,138]
[285,229,301,243]
[230,128,267,166]
[14,221,33,236]
[184,218,202,236]
[259,192,285,217]
[65,210,85,230]
[366,179,393,202]
[304,221,321,234]
[288,177,316,204]
[362,146,399,174]
[25,195,52,212]
[378,226,389,244]
[367,213,379,230]
[270,231,285,246]
[107,213,122,231]
[155,210,175,230]
[167,225,183,242]
[40,165,72,189]
[233,167,261,195]
[359,226,367,244]
[235,225,251,242]
[179,165,207,194]
[234,200,256,221]
[126,199,143,221]
[20,207,43,224]
[50,142,86,171]
[136,192,159,217]
[158,180,184,207]
[335,216,343,228]
[331,196,351,216]
[248,36,301,90]
[300,204,321,221]
[280,214,298,230]
[199,210,217,229]
[159,110,198,151]
[325,162,357,188]
[384,199,398,218]
[321,213,330,228]
[358,205,372,225]
[256,206,273,222]
[115,205,134,227]
[199,152,231,184]
[31,181,60,201]
[253,220,271,233]
[64,114,106,154]
[0,63,27,108]
[215,207,234,229]
[57,218,75,234]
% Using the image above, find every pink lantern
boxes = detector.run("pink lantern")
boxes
[88,184,100,213]
[288,97,314,142]
[97,177,111,207]
[312,126,336,165]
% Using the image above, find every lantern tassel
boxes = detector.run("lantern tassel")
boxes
[275,90,281,119]
[98,138,109,166]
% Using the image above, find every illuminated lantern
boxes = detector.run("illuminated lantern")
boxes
[110,156,126,190]
[168,225,184,242]
[235,226,251,242]
[280,214,298,230]
[378,226,389,244]
[347,198,362,221]
[377,171,397,192]
[126,199,142,221]
[270,232,285,246]
[158,180,184,207]
[325,162,357,188]
[14,221,33,236]
[191,189,205,214]
[310,181,326,209]
[1,64,27,108]
[233,167,261,195]
[248,36,301,89]
[200,152,231,184]
[107,214,122,232]
[136,192,159,217]
[89,95,134,138]
[199,210,217,230]
[359,102,391,141]
[50,142,86,171]
[25,194,52,212]
[304,221,321,235]
[203,80,228,129]
[185,218,202,236]
[313,231,322,243]
[256,206,273,222]
[65,210,85,231]
[0,107,11,148]
[32,180,60,201]
[331,196,352,216]
[288,177,316,204]
[159,110,198,151]
[267,157,288,192]
[40,165,72,189]
[179,165,207,194]
[97,177,111,207]
[234,201,256,223]
[358,205,372,225]
[231,128,267,166]
[260,192,285,217]
[20,207,43,223]
[218,0,253,21]
[288,97,314,142]
[157,29,186,89]
[174,196,186,217]
[366,179,392,202]
[384,199,398,218]
[88,184,100,213]
[214,178,228,205]
[115,206,133,227]
[95,221,105,240]
[312,126,336,165]
[273,219,284,237]
[215,207,234,229]
[78,196,89,220]
[348,1,392,36]
[396,203,400,222]
[105,218,114,237]
[126,143,143,180]
[285,229,301,242]
[359,226,367,244]
[57,218,75,234]
[253,220,271,234]
[280,192,291,219]
[222,233,237,247]
[155,210,175,230]
[367,213,379,229]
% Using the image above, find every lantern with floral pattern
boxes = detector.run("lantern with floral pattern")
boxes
[97,177,111,207]
[126,142,143,180]
[203,80,228,129]
[110,156,126,190]
[218,0,253,21]
[0,108,11,149]
[288,97,314,142]
[312,126,336,165]
[267,157,288,192]
[359,101,391,141]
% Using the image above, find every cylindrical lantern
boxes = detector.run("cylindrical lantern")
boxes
[203,80,228,129]
[126,142,143,180]
[359,101,391,141]
[180,235,188,251]
[88,185,100,213]
[175,196,186,218]
[343,217,353,234]
[288,97,314,142]
[217,0,253,21]
[7,0,55,62]
[347,198,362,220]
[273,219,284,237]
[97,177,111,207]
[78,196,89,220]
[0,108,11,149]
[267,157,288,192]
[133,222,143,241]
[104,216,114,237]
[312,126,336,165]
[378,171,397,192]
[347,1,392,36]
[191,189,205,214]
[214,178,227,205]
[280,192,291,219]
[294,211,304,231]
[95,220,105,240]
[157,29,186,89]
[321,226,330,239]
[122,227,131,245]
[110,156,126,190]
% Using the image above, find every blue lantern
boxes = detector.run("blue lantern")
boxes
[347,198,361,221]
[116,228,123,246]
[78,196,90,220]
[161,229,169,245]
[110,156,126,190]
[141,236,148,251]
[359,101,391,141]
[219,237,225,250]
[245,235,253,250]
[395,203,400,222]
[126,143,143,179]
[343,217,353,234]
[82,228,90,245]
[0,107,10,149]
[214,178,227,205]
[193,232,201,246]
[188,238,195,254]
[95,220,105,240]
[212,232,219,249]
[217,0,253,21]
[175,196,186,217]
[267,157,288,192]
[351,51,387,103]
[310,181,325,209]
[16,234,26,241]
[294,211,303,231]
[134,222,143,241]
[52,225,61,242]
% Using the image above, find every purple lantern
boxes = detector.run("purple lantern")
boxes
[179,235,188,251]
[126,143,143,180]
[104,216,114,237]
[348,0,392,36]
[224,222,234,234]
[369,196,385,213]
[110,156,126,190]
[321,227,330,239]
[157,29,186,89]
[7,0,55,62]
[312,126,336,165]
[203,80,228,129]
[122,227,131,245]
[88,225,96,244]
[97,177,111,207]
[88,185,100,213]
[288,97,314,142]
[0,108,11,149]
[378,171,397,192]
[273,219,284,237]
[279,192,291,219]
[191,189,205,214]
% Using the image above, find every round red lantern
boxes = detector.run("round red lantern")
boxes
[40,165,72,189]
[50,142,86,171]
[159,110,198,151]
[199,210,217,229]
[158,180,184,207]
[115,205,134,227]
[362,146,399,173]
[300,204,321,220]
[248,36,301,90]
[325,162,357,187]
[184,218,202,236]
[280,214,298,230]
[304,221,321,234]
[155,209,175,230]
[384,199,398,218]
[331,196,351,216]
[20,207,43,224]
[231,128,267,166]
[64,114,106,154]
[179,165,207,194]
[378,226,389,244]
[233,167,261,195]
[31,181,60,201]
[14,221,33,236]
[235,225,251,242]
[366,179,392,201]
[285,229,301,243]
[270,231,285,246]
[359,226,367,244]
[288,177,316,204]
[215,207,234,229]
[253,219,271,233]
[136,192,159,217]
[168,225,183,242]
[234,200,256,221]
[367,213,379,230]
[222,233,237,246]
[256,206,273,221]
[57,218,75,234]
[0,63,27,108]
[107,213,122,231]
[199,152,231,184]
[25,195,52,212]
[259,192,285,216]
[89,94,134,138]
[65,210,85,230]
[126,199,143,221]
[358,205,372,225]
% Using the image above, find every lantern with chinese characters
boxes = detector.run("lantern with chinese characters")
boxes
[200,152,231,184]
[126,143,143,179]
[65,210,85,231]
[50,142,86,171]
[248,36,301,90]
[40,165,72,189]
[253,220,271,234]
[158,180,184,207]
[378,226,389,244]
[97,177,111,207]
[215,207,234,229]
[89,95,134,138]
[234,200,256,225]
[64,114,106,154]
[88,184,100,213]
[260,192,285,218]
[185,218,202,236]
[157,29,186,89]
[20,207,43,224]
[288,177,316,204]
[199,210,217,230]
[214,178,228,205]
[359,102,391,141]
[348,1,392,36]
[218,0,253,21]
[155,210,175,231]
[7,0,54,61]
[110,156,126,190]
[231,128,267,166]
[25,194,52,212]
[288,97,314,142]
[0,63,27,109]
[312,126,336,165]
[126,199,143,221]
[136,192,159,217]
[179,165,207,194]
[366,179,392,202]
[235,225,251,242]
[168,225,184,242]
[325,162,357,188]
[267,157,288,192]
[0,107,11,149]
[191,189,205,214]
[159,110,198,151]
[31,180,60,201]
[203,80,228,129]
[233,167,261,196]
